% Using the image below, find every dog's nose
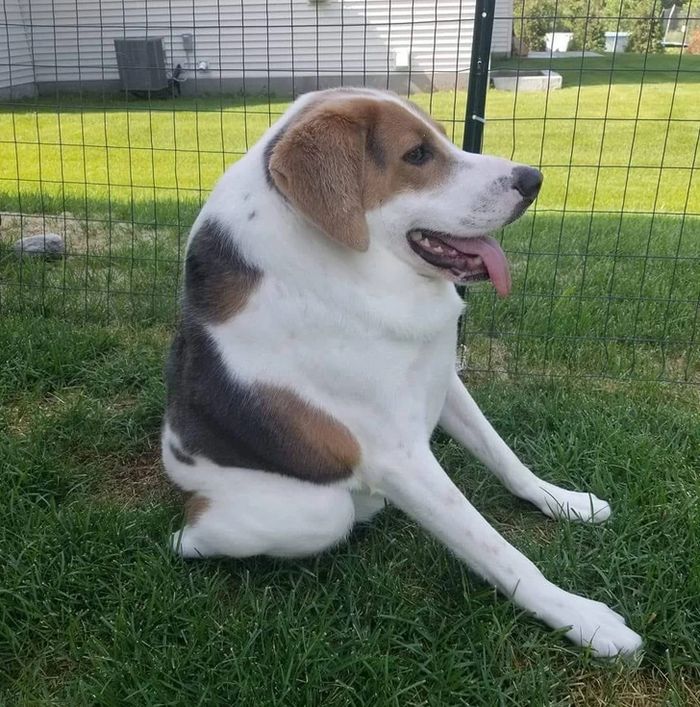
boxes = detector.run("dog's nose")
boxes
[512,167,543,201]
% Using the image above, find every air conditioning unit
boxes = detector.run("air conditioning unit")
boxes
[114,37,168,94]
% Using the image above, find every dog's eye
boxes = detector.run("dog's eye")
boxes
[403,144,432,166]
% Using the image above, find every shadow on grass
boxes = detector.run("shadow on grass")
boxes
[0,189,204,230]
[462,209,699,383]
[0,205,697,382]
[0,91,294,116]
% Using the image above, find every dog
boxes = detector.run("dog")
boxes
[162,87,642,658]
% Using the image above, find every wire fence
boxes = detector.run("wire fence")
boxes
[0,0,698,385]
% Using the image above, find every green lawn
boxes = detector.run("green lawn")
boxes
[1,54,698,221]
[0,54,698,382]
[1,318,698,704]
[1,53,699,703]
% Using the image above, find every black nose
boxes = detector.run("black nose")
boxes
[512,167,543,200]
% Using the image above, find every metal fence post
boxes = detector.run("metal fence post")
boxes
[458,0,496,311]
[463,0,496,154]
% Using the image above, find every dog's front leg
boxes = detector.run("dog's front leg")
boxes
[368,449,642,658]
[440,371,611,523]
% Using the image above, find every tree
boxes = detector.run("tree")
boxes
[512,0,559,52]
[512,0,666,53]
[621,0,664,53]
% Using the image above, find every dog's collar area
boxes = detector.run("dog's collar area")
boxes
[407,230,511,297]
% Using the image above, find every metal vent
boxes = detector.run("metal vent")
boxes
[114,37,168,93]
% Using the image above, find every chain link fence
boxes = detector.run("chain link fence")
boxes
[1,0,698,384]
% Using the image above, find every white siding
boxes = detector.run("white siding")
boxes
[493,0,514,55]
[11,0,512,89]
[0,0,35,91]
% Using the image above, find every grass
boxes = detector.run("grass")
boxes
[1,317,699,704]
[1,53,698,382]
[0,52,699,702]
[1,54,699,221]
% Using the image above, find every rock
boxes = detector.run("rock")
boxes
[13,233,65,259]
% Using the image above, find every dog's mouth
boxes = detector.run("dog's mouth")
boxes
[407,230,512,297]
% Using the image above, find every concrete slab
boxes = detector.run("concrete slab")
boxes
[526,51,604,59]
[490,69,563,92]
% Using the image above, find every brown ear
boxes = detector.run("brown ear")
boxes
[268,109,370,252]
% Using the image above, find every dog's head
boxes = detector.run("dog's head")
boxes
[267,88,542,297]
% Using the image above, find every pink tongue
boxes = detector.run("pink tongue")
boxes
[440,234,511,298]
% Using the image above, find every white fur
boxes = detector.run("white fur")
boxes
[163,88,642,658]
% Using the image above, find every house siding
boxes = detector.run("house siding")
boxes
[493,0,514,57]
[5,0,512,95]
[0,0,35,96]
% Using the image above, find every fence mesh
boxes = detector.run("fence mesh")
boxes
[0,0,698,384]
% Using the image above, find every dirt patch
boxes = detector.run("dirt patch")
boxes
[0,210,169,256]
[458,339,512,383]
[5,400,36,438]
[661,353,700,389]
[3,388,85,438]
[568,667,700,706]
[100,448,177,507]
[458,336,699,390]
[496,510,560,546]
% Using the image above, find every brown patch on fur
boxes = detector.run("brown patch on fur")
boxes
[184,493,210,526]
[407,101,449,136]
[165,318,361,483]
[360,99,453,205]
[185,219,262,323]
[212,270,259,322]
[268,95,452,252]
[258,384,362,479]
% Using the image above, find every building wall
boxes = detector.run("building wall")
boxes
[493,0,514,57]
[0,0,36,96]
[5,0,512,95]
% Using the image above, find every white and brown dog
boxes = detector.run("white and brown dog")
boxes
[162,88,642,657]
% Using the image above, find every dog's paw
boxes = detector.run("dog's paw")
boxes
[170,528,208,559]
[529,482,611,524]
[537,589,642,659]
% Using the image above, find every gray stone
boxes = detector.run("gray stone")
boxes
[14,233,65,259]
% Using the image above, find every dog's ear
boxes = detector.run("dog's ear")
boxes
[268,109,370,252]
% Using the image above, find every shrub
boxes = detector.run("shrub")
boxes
[687,29,700,53]
[620,0,665,52]
[512,0,559,51]
[512,0,664,53]
[568,0,607,51]
[512,0,607,52]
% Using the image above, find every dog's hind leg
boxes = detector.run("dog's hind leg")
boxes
[170,468,355,559]
[439,372,611,523]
